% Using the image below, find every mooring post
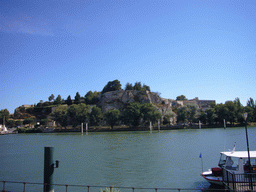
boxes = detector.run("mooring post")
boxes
[44,147,59,192]
[81,123,84,134]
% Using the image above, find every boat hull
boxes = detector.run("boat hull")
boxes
[201,170,223,186]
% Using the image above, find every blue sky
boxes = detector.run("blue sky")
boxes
[1,0,256,113]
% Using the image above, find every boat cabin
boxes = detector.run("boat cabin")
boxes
[218,151,256,174]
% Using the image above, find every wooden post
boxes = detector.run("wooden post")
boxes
[81,123,83,134]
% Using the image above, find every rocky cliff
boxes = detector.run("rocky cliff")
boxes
[99,90,176,116]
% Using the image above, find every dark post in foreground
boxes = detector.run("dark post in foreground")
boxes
[44,147,59,192]
[243,113,253,190]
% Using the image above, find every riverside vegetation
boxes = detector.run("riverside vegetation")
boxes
[1,80,256,132]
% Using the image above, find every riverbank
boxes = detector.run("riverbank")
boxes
[15,123,250,133]
[53,123,247,133]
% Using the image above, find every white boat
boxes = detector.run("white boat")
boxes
[201,150,256,186]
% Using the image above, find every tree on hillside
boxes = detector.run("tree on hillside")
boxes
[66,95,73,106]
[102,80,122,94]
[234,97,244,123]
[225,101,237,125]
[40,119,49,126]
[198,111,207,124]
[234,97,242,107]
[206,108,215,125]
[140,103,161,125]
[104,109,120,129]
[125,83,133,90]
[122,102,142,127]
[163,112,174,125]
[176,106,189,124]
[23,118,35,128]
[89,106,103,126]
[74,92,81,104]
[0,109,10,124]
[54,95,62,105]
[244,106,254,122]
[142,84,151,92]
[48,94,55,102]
[215,103,228,124]
[133,82,142,91]
[187,105,197,124]
[247,97,255,108]
[68,103,90,129]
[51,105,69,129]
[176,95,187,101]
[85,91,99,104]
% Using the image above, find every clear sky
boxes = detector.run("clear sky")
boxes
[1,0,256,113]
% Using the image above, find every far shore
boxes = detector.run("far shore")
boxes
[53,123,247,133]
[14,123,254,134]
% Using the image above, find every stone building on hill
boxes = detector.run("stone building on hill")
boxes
[179,97,215,110]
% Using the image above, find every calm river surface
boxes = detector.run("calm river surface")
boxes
[1,127,256,192]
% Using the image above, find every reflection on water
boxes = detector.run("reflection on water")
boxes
[0,127,255,191]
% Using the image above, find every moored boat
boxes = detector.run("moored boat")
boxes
[201,150,256,186]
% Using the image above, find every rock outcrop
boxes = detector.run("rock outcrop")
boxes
[99,90,175,116]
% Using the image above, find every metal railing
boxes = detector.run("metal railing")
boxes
[222,168,256,191]
[1,180,228,192]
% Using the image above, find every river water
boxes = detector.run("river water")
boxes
[1,127,256,192]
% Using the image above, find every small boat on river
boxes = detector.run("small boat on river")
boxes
[201,150,256,186]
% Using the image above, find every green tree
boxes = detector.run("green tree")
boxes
[122,102,142,127]
[198,111,207,124]
[187,105,197,124]
[140,103,161,124]
[40,119,49,126]
[134,82,142,91]
[23,118,35,128]
[102,80,122,94]
[244,106,254,122]
[225,101,237,125]
[48,94,55,102]
[104,109,120,129]
[142,84,151,91]
[206,108,215,125]
[234,97,242,107]
[85,91,99,104]
[89,106,103,126]
[7,119,15,127]
[125,83,133,90]
[215,103,228,124]
[163,112,174,125]
[66,95,73,106]
[74,92,81,104]
[68,103,90,129]
[176,106,189,124]
[246,97,256,122]
[51,105,69,129]
[247,97,255,108]
[0,109,10,124]
[54,95,62,105]
[176,95,187,101]
[234,97,244,123]
[15,120,23,127]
